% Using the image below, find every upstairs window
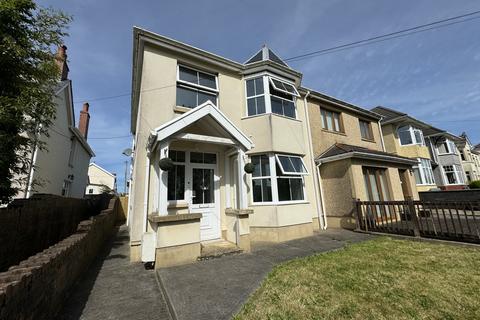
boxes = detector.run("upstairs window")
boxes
[359,120,374,141]
[438,139,457,155]
[177,65,218,109]
[321,109,342,133]
[398,125,424,146]
[245,75,298,119]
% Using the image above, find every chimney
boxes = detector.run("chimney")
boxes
[55,45,69,80]
[79,103,90,139]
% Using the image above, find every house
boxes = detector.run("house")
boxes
[458,133,480,183]
[86,163,117,195]
[129,29,321,267]
[425,132,467,190]
[307,94,419,228]
[15,46,95,199]
[371,106,442,192]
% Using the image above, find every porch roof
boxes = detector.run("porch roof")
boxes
[316,143,417,165]
[147,101,254,151]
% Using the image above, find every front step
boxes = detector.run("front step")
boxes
[198,240,242,261]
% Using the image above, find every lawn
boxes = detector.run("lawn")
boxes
[235,237,480,320]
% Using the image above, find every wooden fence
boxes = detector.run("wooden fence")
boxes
[354,200,480,244]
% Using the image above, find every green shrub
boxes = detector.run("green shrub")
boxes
[469,180,480,189]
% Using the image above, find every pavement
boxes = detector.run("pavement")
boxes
[157,228,374,320]
[57,225,172,320]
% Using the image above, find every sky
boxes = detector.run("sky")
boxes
[38,0,480,193]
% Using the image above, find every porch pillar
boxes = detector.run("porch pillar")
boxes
[237,148,248,209]
[157,142,170,216]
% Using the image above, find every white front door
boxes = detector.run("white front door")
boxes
[189,165,220,241]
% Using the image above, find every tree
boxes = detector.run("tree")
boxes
[0,0,71,203]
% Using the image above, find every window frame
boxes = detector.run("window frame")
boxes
[250,153,307,205]
[437,139,457,155]
[320,108,344,133]
[245,76,267,117]
[359,119,374,141]
[442,164,465,185]
[244,73,298,119]
[275,154,308,175]
[397,125,424,146]
[413,158,435,185]
[176,65,219,109]
[167,150,187,202]
[268,76,300,97]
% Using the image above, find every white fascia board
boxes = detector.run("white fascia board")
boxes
[150,101,254,151]
[173,133,236,146]
[317,152,416,165]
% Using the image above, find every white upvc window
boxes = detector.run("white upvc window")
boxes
[413,158,435,185]
[245,74,298,119]
[398,125,424,146]
[437,139,457,155]
[176,65,218,109]
[443,165,465,185]
[250,153,308,204]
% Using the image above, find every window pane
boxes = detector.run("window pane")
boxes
[290,157,306,173]
[256,97,266,114]
[169,150,185,162]
[253,179,263,202]
[438,143,448,154]
[179,66,198,84]
[203,169,214,203]
[278,157,294,173]
[198,91,216,105]
[283,83,296,94]
[277,178,291,201]
[247,98,257,116]
[168,165,185,200]
[414,130,423,144]
[177,86,197,108]
[190,152,203,163]
[260,155,270,176]
[203,153,216,164]
[252,155,261,177]
[326,112,333,131]
[255,77,264,95]
[398,128,413,145]
[333,113,340,131]
[199,72,216,89]
[283,100,295,118]
[262,179,272,202]
[272,78,285,90]
[321,110,326,129]
[246,79,255,97]
[271,96,283,115]
[289,178,304,200]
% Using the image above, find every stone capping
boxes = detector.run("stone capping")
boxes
[173,105,191,113]
[148,213,202,224]
[225,208,254,217]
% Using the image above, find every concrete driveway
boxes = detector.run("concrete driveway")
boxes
[157,229,373,320]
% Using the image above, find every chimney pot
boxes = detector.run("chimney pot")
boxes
[78,102,91,140]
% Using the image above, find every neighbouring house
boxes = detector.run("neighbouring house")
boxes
[425,132,467,190]
[458,133,480,183]
[15,46,95,199]
[129,28,322,267]
[371,106,442,192]
[86,163,117,195]
[307,93,419,228]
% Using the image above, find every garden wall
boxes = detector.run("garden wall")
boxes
[0,194,112,272]
[419,189,480,202]
[0,198,118,319]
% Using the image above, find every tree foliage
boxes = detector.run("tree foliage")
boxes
[0,0,71,203]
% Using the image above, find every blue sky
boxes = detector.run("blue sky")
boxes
[38,0,480,192]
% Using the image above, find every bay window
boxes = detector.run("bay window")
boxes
[245,75,299,118]
[398,125,424,146]
[413,158,435,185]
[177,65,218,109]
[251,153,307,204]
[437,139,457,155]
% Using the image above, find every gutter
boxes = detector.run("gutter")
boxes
[317,151,417,166]
[302,90,325,230]
[378,119,386,152]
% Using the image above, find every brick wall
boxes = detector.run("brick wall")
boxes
[0,194,112,272]
[0,198,118,319]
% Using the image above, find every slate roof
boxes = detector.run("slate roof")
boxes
[317,143,417,165]
[371,106,407,122]
[245,45,289,67]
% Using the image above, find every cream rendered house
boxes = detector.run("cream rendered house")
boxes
[129,28,322,267]
[16,46,95,199]
[458,133,480,183]
[86,163,117,195]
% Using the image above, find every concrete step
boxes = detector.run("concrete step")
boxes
[198,240,242,261]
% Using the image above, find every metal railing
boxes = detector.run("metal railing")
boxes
[354,200,480,243]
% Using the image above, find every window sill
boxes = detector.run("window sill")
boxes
[173,105,193,113]
[321,129,346,136]
[361,138,376,143]
[250,200,309,206]
[167,201,189,209]
[241,113,302,123]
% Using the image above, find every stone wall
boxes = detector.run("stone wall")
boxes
[0,198,118,320]
[419,189,480,202]
[0,194,111,272]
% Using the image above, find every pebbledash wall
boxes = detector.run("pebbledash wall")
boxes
[0,198,118,320]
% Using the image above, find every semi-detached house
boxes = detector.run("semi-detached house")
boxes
[128,28,418,268]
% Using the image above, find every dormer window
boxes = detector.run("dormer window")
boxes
[245,75,298,119]
[398,125,424,146]
[176,65,218,109]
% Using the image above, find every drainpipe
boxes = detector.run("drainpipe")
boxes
[142,153,151,233]
[378,120,386,152]
[316,162,328,229]
[303,90,325,230]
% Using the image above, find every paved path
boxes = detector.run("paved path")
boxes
[157,229,373,320]
[57,225,172,320]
